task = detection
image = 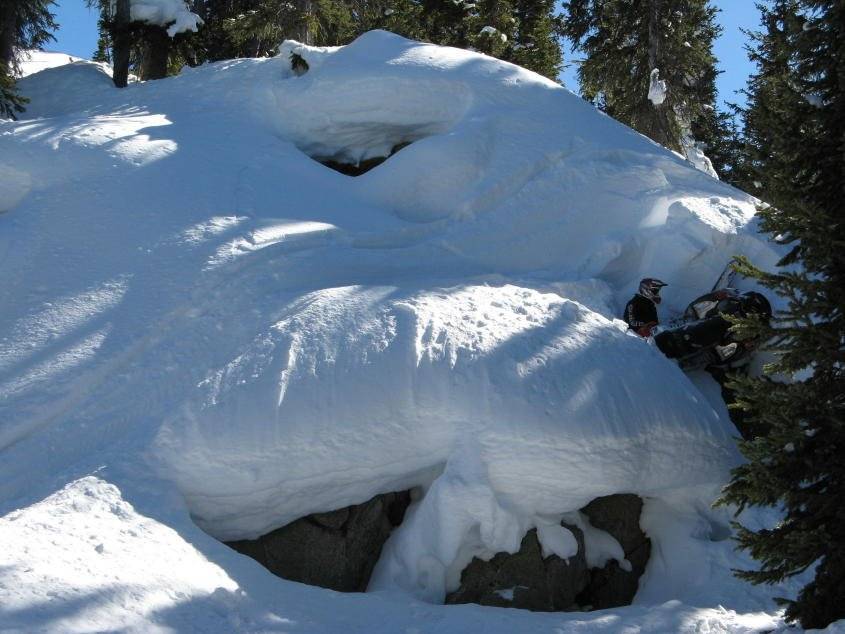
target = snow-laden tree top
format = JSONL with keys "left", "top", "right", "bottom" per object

{"left": 128, "top": 0, "right": 202, "bottom": 36}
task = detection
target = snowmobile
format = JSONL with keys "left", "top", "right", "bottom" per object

{"left": 653, "top": 288, "right": 772, "bottom": 371}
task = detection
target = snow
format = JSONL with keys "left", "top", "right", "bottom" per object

{"left": 130, "top": 0, "right": 202, "bottom": 36}
{"left": 1, "top": 30, "right": 839, "bottom": 632}
{"left": 480, "top": 26, "right": 508, "bottom": 43}
{"left": 648, "top": 68, "right": 668, "bottom": 106}
{"left": 0, "top": 477, "right": 238, "bottom": 632}
{"left": 14, "top": 50, "right": 87, "bottom": 77}
{"left": 682, "top": 137, "right": 719, "bottom": 179}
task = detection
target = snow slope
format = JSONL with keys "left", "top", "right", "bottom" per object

{"left": 1, "top": 32, "right": 836, "bottom": 632}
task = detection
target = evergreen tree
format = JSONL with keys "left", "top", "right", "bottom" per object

{"left": 467, "top": 0, "right": 515, "bottom": 59}
{"left": 510, "top": 0, "right": 562, "bottom": 80}
{"left": 718, "top": 1, "right": 845, "bottom": 629}
{"left": 732, "top": 1, "right": 806, "bottom": 197}
{"left": 198, "top": 0, "right": 562, "bottom": 80}
{"left": 0, "top": 0, "right": 56, "bottom": 119}
{"left": 219, "top": 0, "right": 303, "bottom": 56}
{"left": 695, "top": 106, "right": 745, "bottom": 187}
{"left": 563, "top": 0, "right": 723, "bottom": 162}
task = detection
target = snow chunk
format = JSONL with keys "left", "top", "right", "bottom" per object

{"left": 682, "top": 137, "right": 718, "bottom": 179}
{"left": 564, "top": 510, "right": 630, "bottom": 571}
{"left": 649, "top": 68, "right": 668, "bottom": 106}
{"left": 479, "top": 26, "right": 508, "bottom": 43}
{"left": 130, "top": 0, "right": 202, "bottom": 36}
{"left": 536, "top": 521, "right": 579, "bottom": 559}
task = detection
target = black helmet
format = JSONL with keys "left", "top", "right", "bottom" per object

{"left": 639, "top": 278, "right": 668, "bottom": 304}
{"left": 741, "top": 291, "right": 772, "bottom": 321}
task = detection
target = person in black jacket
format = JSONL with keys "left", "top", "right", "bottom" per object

{"left": 623, "top": 278, "right": 667, "bottom": 337}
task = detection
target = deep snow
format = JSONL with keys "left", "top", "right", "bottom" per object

{"left": 1, "top": 33, "right": 840, "bottom": 632}
{"left": 16, "top": 50, "right": 88, "bottom": 77}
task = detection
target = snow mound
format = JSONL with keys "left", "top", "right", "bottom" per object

{"left": 0, "top": 477, "right": 238, "bottom": 632}
{"left": 15, "top": 49, "right": 87, "bottom": 77}
{"left": 0, "top": 31, "right": 813, "bottom": 632}
{"left": 15, "top": 59, "right": 115, "bottom": 118}
{"left": 156, "top": 284, "right": 736, "bottom": 544}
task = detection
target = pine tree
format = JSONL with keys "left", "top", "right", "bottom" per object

{"left": 467, "top": 0, "right": 515, "bottom": 59}
{"left": 563, "top": 0, "right": 724, "bottom": 163}
{"left": 0, "top": 68, "right": 26, "bottom": 119}
{"left": 219, "top": 0, "right": 302, "bottom": 56}
{"left": 0, "top": 0, "right": 56, "bottom": 119}
{"left": 510, "top": 0, "right": 562, "bottom": 80}
{"left": 695, "top": 107, "right": 745, "bottom": 187}
{"left": 717, "top": 1, "right": 845, "bottom": 629}
{"left": 415, "top": 0, "right": 474, "bottom": 49}
{"left": 732, "top": 1, "right": 806, "bottom": 197}
{"left": 204, "top": 0, "right": 562, "bottom": 80}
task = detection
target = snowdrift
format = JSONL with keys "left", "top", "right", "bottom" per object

{"left": 15, "top": 50, "right": 89, "bottom": 77}
{"left": 0, "top": 31, "right": 823, "bottom": 632}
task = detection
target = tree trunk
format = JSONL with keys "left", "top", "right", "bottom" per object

{"left": 644, "top": 0, "right": 678, "bottom": 150}
{"left": 0, "top": 0, "right": 16, "bottom": 72}
{"left": 647, "top": 0, "right": 661, "bottom": 73}
{"left": 112, "top": 0, "right": 131, "bottom": 88}
{"left": 295, "top": 0, "right": 313, "bottom": 44}
{"left": 139, "top": 26, "right": 170, "bottom": 80}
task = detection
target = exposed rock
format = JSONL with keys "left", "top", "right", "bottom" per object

{"left": 290, "top": 52, "right": 309, "bottom": 76}
{"left": 447, "top": 494, "right": 651, "bottom": 612}
{"left": 579, "top": 494, "right": 651, "bottom": 610}
{"left": 317, "top": 142, "right": 411, "bottom": 176}
{"left": 446, "top": 525, "right": 589, "bottom": 611}
{"left": 227, "top": 491, "right": 411, "bottom": 592}
{"left": 228, "top": 491, "right": 649, "bottom": 609}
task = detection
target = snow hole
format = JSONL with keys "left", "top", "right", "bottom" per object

{"left": 314, "top": 140, "right": 412, "bottom": 176}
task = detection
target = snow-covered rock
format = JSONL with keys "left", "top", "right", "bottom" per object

{"left": 0, "top": 30, "right": 827, "bottom": 632}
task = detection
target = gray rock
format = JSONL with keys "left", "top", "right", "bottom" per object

{"left": 228, "top": 491, "right": 650, "bottom": 611}
{"left": 579, "top": 494, "right": 651, "bottom": 609}
{"left": 446, "top": 525, "right": 589, "bottom": 611}
{"left": 227, "top": 490, "right": 411, "bottom": 592}
{"left": 447, "top": 494, "right": 651, "bottom": 612}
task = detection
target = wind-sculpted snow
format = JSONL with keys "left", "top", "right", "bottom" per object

{"left": 0, "top": 31, "right": 820, "bottom": 633}
{"left": 155, "top": 285, "right": 737, "bottom": 547}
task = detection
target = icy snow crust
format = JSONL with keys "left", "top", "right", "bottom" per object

{"left": 0, "top": 31, "right": 825, "bottom": 632}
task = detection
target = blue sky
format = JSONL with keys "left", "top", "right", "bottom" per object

{"left": 49, "top": 0, "right": 761, "bottom": 108}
